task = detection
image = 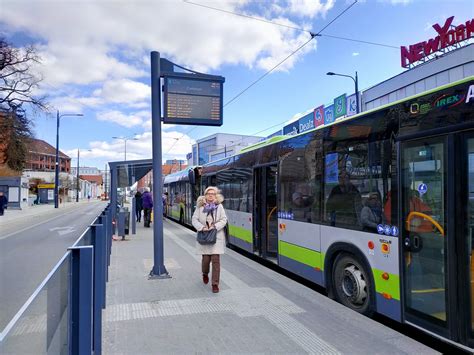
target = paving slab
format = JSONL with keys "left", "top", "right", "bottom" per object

{"left": 103, "top": 218, "right": 439, "bottom": 355}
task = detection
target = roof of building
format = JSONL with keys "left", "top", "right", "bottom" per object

{"left": 80, "top": 175, "right": 103, "bottom": 184}
{"left": 27, "top": 138, "right": 70, "bottom": 159}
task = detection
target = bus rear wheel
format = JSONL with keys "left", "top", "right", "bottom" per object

{"left": 332, "top": 253, "right": 374, "bottom": 316}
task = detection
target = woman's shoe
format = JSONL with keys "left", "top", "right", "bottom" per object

{"left": 202, "top": 274, "right": 209, "bottom": 284}
{"left": 212, "top": 285, "right": 219, "bottom": 293}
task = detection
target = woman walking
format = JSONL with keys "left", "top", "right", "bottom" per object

{"left": 192, "top": 186, "right": 227, "bottom": 293}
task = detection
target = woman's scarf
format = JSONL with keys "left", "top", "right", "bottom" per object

{"left": 203, "top": 202, "right": 218, "bottom": 213}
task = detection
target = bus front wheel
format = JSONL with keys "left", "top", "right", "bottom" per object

{"left": 332, "top": 253, "right": 374, "bottom": 316}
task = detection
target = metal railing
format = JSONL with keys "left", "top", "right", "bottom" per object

{"left": 0, "top": 204, "right": 113, "bottom": 355}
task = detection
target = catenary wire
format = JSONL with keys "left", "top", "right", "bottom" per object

{"left": 182, "top": 0, "right": 310, "bottom": 34}
{"left": 223, "top": 0, "right": 358, "bottom": 107}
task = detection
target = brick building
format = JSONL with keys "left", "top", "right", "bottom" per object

{"left": 25, "top": 138, "right": 71, "bottom": 173}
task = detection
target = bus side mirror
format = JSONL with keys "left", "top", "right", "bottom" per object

{"left": 188, "top": 169, "right": 196, "bottom": 185}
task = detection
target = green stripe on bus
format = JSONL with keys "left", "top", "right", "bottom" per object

{"left": 171, "top": 209, "right": 180, "bottom": 219}
{"left": 278, "top": 241, "right": 322, "bottom": 269}
{"left": 372, "top": 268, "right": 400, "bottom": 301}
{"left": 229, "top": 225, "right": 252, "bottom": 243}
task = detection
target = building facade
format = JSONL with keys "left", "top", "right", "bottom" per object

{"left": 25, "top": 138, "right": 71, "bottom": 173}
{"left": 191, "top": 133, "right": 263, "bottom": 165}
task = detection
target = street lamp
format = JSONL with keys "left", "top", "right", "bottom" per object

{"left": 112, "top": 135, "right": 139, "bottom": 161}
{"left": 326, "top": 71, "right": 359, "bottom": 114}
{"left": 75, "top": 148, "right": 92, "bottom": 202}
{"left": 55, "top": 110, "right": 83, "bottom": 208}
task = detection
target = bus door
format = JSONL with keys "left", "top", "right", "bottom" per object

{"left": 401, "top": 134, "right": 474, "bottom": 348}
{"left": 253, "top": 165, "right": 278, "bottom": 261}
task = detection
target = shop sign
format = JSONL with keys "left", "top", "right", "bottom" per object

{"left": 314, "top": 105, "right": 325, "bottom": 127}
{"left": 324, "top": 104, "right": 335, "bottom": 124}
{"left": 283, "top": 121, "right": 299, "bottom": 136}
{"left": 298, "top": 112, "right": 315, "bottom": 133}
{"left": 401, "top": 16, "right": 474, "bottom": 68}
{"left": 334, "top": 94, "right": 347, "bottom": 119}
{"left": 346, "top": 93, "right": 357, "bottom": 117}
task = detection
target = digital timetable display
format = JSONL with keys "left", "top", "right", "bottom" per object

{"left": 163, "top": 76, "right": 224, "bottom": 126}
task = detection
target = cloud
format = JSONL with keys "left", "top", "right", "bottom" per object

{"left": 94, "top": 79, "right": 150, "bottom": 104}
{"left": 287, "top": 0, "right": 335, "bottom": 18}
{"left": 80, "top": 130, "right": 195, "bottom": 162}
{"left": 97, "top": 110, "right": 147, "bottom": 128}
{"left": 352, "top": 52, "right": 360, "bottom": 56}
{"left": 1, "top": 1, "right": 322, "bottom": 84}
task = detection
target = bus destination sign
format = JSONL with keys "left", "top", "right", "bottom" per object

{"left": 163, "top": 75, "right": 224, "bottom": 126}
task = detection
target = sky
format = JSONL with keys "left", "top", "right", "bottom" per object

{"left": 0, "top": 0, "right": 472, "bottom": 170}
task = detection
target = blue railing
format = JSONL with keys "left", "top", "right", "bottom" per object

{"left": 0, "top": 204, "right": 113, "bottom": 355}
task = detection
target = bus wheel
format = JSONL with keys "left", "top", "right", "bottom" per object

{"left": 332, "top": 253, "right": 373, "bottom": 316}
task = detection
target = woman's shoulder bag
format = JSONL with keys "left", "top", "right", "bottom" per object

{"left": 197, "top": 211, "right": 217, "bottom": 245}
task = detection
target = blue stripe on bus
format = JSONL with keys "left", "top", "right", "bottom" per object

{"left": 279, "top": 255, "right": 324, "bottom": 286}
{"left": 376, "top": 293, "right": 401, "bottom": 322}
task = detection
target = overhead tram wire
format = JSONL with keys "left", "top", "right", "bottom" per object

{"left": 184, "top": 0, "right": 396, "bottom": 50}
{"left": 182, "top": 0, "right": 310, "bottom": 34}
{"left": 223, "top": 0, "right": 358, "bottom": 108}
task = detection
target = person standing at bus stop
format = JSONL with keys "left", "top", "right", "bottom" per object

{"left": 0, "top": 191, "right": 8, "bottom": 216}
{"left": 135, "top": 190, "right": 143, "bottom": 222}
{"left": 142, "top": 187, "right": 153, "bottom": 227}
{"left": 192, "top": 186, "right": 228, "bottom": 293}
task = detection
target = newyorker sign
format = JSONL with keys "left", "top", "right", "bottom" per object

{"left": 401, "top": 16, "right": 474, "bottom": 68}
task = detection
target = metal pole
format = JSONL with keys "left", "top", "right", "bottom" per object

{"left": 355, "top": 71, "right": 360, "bottom": 114}
{"left": 54, "top": 110, "right": 60, "bottom": 208}
{"left": 76, "top": 149, "right": 80, "bottom": 202}
{"left": 150, "top": 51, "right": 169, "bottom": 278}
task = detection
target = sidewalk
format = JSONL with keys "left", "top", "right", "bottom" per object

{"left": 103, "top": 219, "right": 438, "bottom": 354}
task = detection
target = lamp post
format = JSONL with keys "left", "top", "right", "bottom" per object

{"left": 326, "top": 71, "right": 359, "bottom": 114}
{"left": 112, "top": 135, "right": 139, "bottom": 161}
{"left": 55, "top": 110, "right": 83, "bottom": 208}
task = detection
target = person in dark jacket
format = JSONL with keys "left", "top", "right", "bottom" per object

{"left": 135, "top": 191, "right": 143, "bottom": 222}
{"left": 0, "top": 192, "right": 8, "bottom": 216}
{"left": 142, "top": 188, "right": 153, "bottom": 227}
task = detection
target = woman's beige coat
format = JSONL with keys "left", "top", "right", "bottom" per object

{"left": 192, "top": 195, "right": 228, "bottom": 255}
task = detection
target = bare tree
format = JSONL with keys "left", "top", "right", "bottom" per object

{"left": 0, "top": 38, "right": 47, "bottom": 172}
{"left": 0, "top": 38, "right": 47, "bottom": 111}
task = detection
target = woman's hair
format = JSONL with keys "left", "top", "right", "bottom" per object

{"left": 204, "top": 186, "right": 218, "bottom": 195}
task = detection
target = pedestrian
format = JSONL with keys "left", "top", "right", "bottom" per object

{"left": 162, "top": 192, "right": 168, "bottom": 217}
{"left": 87, "top": 194, "right": 91, "bottom": 202}
{"left": 0, "top": 191, "right": 8, "bottom": 216}
{"left": 135, "top": 190, "right": 143, "bottom": 222}
{"left": 192, "top": 186, "right": 228, "bottom": 293}
{"left": 142, "top": 187, "right": 153, "bottom": 228}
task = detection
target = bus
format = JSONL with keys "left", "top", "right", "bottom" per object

{"left": 163, "top": 166, "right": 201, "bottom": 225}
{"left": 169, "top": 77, "right": 474, "bottom": 350}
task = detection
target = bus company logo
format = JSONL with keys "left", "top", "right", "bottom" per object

{"left": 409, "top": 102, "right": 431, "bottom": 116}
{"left": 401, "top": 16, "right": 474, "bottom": 68}
{"left": 434, "top": 93, "right": 466, "bottom": 109}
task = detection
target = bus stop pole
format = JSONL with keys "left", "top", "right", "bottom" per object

{"left": 150, "top": 51, "right": 169, "bottom": 278}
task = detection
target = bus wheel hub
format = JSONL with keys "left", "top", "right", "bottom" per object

{"left": 342, "top": 265, "right": 367, "bottom": 305}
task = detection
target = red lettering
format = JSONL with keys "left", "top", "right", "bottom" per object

{"left": 456, "top": 24, "right": 466, "bottom": 41}
{"left": 432, "top": 16, "right": 454, "bottom": 35}
{"left": 446, "top": 29, "right": 456, "bottom": 46}
{"left": 400, "top": 46, "right": 413, "bottom": 67}
{"left": 423, "top": 36, "right": 440, "bottom": 56}
{"left": 412, "top": 42, "right": 424, "bottom": 61}
{"left": 466, "top": 19, "right": 474, "bottom": 38}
